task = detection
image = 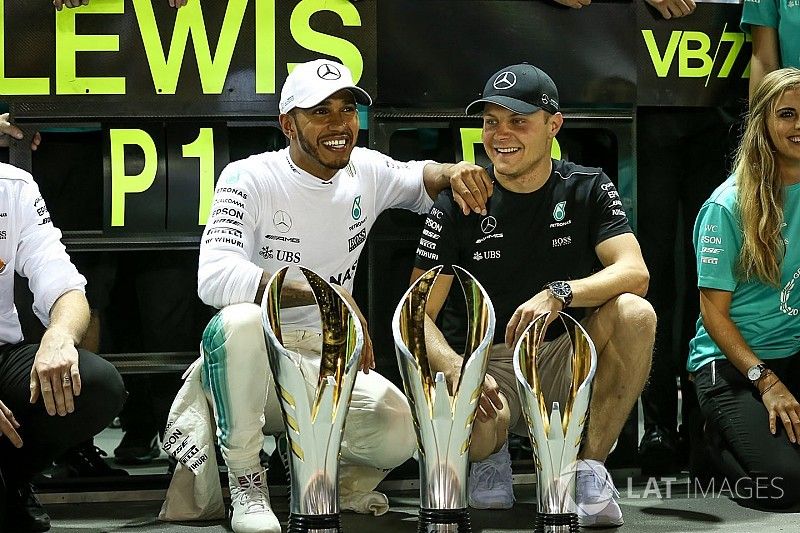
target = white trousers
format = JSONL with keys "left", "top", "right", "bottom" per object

{"left": 200, "top": 303, "right": 416, "bottom": 492}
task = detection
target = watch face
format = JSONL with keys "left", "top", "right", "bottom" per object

{"left": 747, "top": 366, "right": 762, "bottom": 381}
{"left": 551, "top": 281, "right": 570, "bottom": 298}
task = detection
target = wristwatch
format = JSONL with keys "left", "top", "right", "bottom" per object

{"left": 747, "top": 363, "right": 769, "bottom": 385}
{"left": 544, "top": 281, "right": 573, "bottom": 308}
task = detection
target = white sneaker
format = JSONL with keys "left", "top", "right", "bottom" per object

{"left": 228, "top": 466, "right": 281, "bottom": 533}
{"left": 575, "top": 459, "right": 623, "bottom": 528}
{"left": 340, "top": 489, "right": 389, "bottom": 516}
{"left": 467, "top": 441, "right": 514, "bottom": 509}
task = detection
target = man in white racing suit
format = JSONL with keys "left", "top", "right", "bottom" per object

{"left": 193, "top": 59, "right": 493, "bottom": 533}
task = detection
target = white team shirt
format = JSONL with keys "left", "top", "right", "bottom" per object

{"left": 0, "top": 163, "right": 87, "bottom": 346}
{"left": 198, "top": 147, "right": 433, "bottom": 331}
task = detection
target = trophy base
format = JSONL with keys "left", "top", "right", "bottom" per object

{"left": 534, "top": 512, "right": 579, "bottom": 533}
{"left": 418, "top": 507, "right": 472, "bottom": 533}
{"left": 288, "top": 512, "right": 342, "bottom": 533}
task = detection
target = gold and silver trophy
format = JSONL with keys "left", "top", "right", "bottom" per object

{"left": 513, "top": 312, "right": 597, "bottom": 533}
{"left": 261, "top": 266, "right": 364, "bottom": 533}
{"left": 393, "top": 266, "right": 495, "bottom": 533}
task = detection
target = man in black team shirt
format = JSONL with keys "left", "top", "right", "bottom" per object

{"left": 412, "top": 64, "right": 656, "bottom": 528}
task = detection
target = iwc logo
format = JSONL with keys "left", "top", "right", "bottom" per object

{"left": 553, "top": 201, "right": 566, "bottom": 222}
{"left": 352, "top": 195, "right": 362, "bottom": 220}
{"left": 273, "top": 210, "right": 292, "bottom": 233}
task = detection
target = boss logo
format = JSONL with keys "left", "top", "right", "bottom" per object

{"left": 552, "top": 236, "right": 572, "bottom": 248}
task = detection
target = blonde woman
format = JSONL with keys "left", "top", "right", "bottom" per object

{"left": 689, "top": 68, "right": 800, "bottom": 508}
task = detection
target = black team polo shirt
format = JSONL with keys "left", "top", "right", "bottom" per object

{"left": 414, "top": 159, "right": 633, "bottom": 351}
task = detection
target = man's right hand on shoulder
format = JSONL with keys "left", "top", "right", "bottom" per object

{"left": 54, "top": 0, "right": 188, "bottom": 9}
{"left": 0, "top": 113, "right": 41, "bottom": 151}
{"left": 644, "top": 0, "right": 696, "bottom": 19}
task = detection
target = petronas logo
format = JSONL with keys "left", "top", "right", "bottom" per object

{"left": 553, "top": 201, "right": 566, "bottom": 222}
{"left": 352, "top": 195, "right": 362, "bottom": 220}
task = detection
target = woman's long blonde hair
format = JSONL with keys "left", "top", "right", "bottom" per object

{"left": 733, "top": 67, "right": 800, "bottom": 286}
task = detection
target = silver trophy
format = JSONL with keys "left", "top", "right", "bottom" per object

{"left": 393, "top": 266, "right": 495, "bottom": 533}
{"left": 261, "top": 266, "right": 364, "bottom": 533}
{"left": 513, "top": 312, "right": 597, "bottom": 533}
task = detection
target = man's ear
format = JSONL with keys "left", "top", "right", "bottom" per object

{"left": 278, "top": 113, "right": 294, "bottom": 140}
{"left": 549, "top": 112, "right": 564, "bottom": 138}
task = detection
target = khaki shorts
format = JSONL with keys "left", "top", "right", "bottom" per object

{"left": 486, "top": 329, "right": 577, "bottom": 436}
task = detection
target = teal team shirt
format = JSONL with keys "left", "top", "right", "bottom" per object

{"left": 741, "top": 0, "right": 800, "bottom": 68}
{"left": 687, "top": 175, "right": 800, "bottom": 372}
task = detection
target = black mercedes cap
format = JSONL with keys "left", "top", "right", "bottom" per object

{"left": 466, "top": 63, "right": 559, "bottom": 116}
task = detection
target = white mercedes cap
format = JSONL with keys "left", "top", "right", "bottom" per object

{"left": 279, "top": 59, "right": 372, "bottom": 114}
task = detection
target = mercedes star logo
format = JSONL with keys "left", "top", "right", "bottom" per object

{"left": 480, "top": 216, "right": 497, "bottom": 234}
{"left": 317, "top": 63, "right": 341, "bottom": 80}
{"left": 493, "top": 71, "right": 517, "bottom": 90}
{"left": 273, "top": 210, "right": 293, "bottom": 233}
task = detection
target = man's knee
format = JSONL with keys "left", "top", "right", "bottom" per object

{"left": 75, "top": 350, "right": 126, "bottom": 425}
{"left": 201, "top": 303, "right": 264, "bottom": 366}
{"left": 348, "top": 387, "right": 416, "bottom": 469}
{"left": 609, "top": 293, "right": 657, "bottom": 336}
{"left": 596, "top": 294, "right": 657, "bottom": 363}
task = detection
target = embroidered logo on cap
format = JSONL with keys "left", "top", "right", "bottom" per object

{"left": 317, "top": 63, "right": 341, "bottom": 80}
{"left": 493, "top": 71, "right": 516, "bottom": 90}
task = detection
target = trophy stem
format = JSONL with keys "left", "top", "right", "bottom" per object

{"left": 288, "top": 512, "right": 342, "bottom": 533}
{"left": 418, "top": 508, "right": 472, "bottom": 533}
{"left": 533, "top": 512, "right": 579, "bottom": 533}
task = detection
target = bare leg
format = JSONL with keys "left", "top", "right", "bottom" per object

{"left": 580, "top": 294, "right": 656, "bottom": 462}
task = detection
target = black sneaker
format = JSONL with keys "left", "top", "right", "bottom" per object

{"left": 638, "top": 425, "right": 678, "bottom": 477}
{"left": 4, "top": 483, "right": 50, "bottom": 532}
{"left": 60, "top": 443, "right": 129, "bottom": 477}
{"left": 114, "top": 433, "right": 160, "bottom": 466}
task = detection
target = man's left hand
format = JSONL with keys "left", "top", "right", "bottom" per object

{"left": 505, "top": 290, "right": 563, "bottom": 348}
{"left": 30, "top": 328, "right": 82, "bottom": 417}
{"left": 447, "top": 162, "right": 493, "bottom": 216}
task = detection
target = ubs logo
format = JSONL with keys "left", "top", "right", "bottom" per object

{"left": 273, "top": 210, "right": 292, "bottom": 233}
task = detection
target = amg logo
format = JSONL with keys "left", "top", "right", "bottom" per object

{"left": 348, "top": 229, "right": 367, "bottom": 252}
{"left": 265, "top": 234, "right": 300, "bottom": 243}
{"left": 552, "top": 236, "right": 572, "bottom": 248}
